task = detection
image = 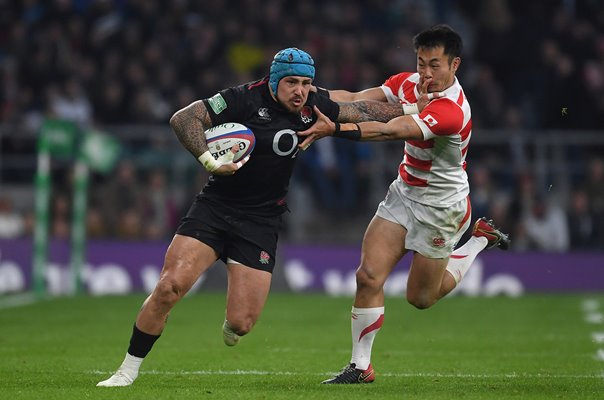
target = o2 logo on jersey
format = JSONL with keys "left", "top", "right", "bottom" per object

{"left": 422, "top": 114, "right": 438, "bottom": 127}
{"left": 273, "top": 129, "right": 299, "bottom": 158}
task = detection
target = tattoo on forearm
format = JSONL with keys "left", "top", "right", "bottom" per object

{"left": 170, "top": 100, "right": 212, "bottom": 157}
{"left": 337, "top": 101, "right": 402, "bottom": 123}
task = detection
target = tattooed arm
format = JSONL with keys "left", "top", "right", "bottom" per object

{"left": 336, "top": 100, "right": 402, "bottom": 123}
{"left": 169, "top": 100, "right": 212, "bottom": 158}
{"left": 331, "top": 78, "right": 442, "bottom": 122}
{"left": 169, "top": 100, "right": 248, "bottom": 174}
{"left": 298, "top": 105, "right": 423, "bottom": 150}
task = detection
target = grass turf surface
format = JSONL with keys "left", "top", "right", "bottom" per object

{"left": 1, "top": 293, "right": 603, "bottom": 399}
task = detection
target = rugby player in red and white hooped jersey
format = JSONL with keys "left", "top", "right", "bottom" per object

{"left": 299, "top": 24, "right": 510, "bottom": 384}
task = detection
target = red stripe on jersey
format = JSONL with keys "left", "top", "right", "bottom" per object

{"left": 383, "top": 72, "right": 414, "bottom": 94}
{"left": 460, "top": 119, "right": 472, "bottom": 142}
{"left": 407, "top": 139, "right": 434, "bottom": 149}
{"left": 248, "top": 78, "right": 268, "bottom": 90}
{"left": 399, "top": 164, "right": 428, "bottom": 187}
{"left": 358, "top": 314, "right": 384, "bottom": 342}
{"left": 404, "top": 150, "right": 432, "bottom": 171}
{"left": 402, "top": 80, "right": 417, "bottom": 103}
{"left": 457, "top": 90, "right": 464, "bottom": 106}
{"left": 457, "top": 196, "right": 472, "bottom": 231}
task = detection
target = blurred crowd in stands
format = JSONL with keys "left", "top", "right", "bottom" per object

{"left": 1, "top": 0, "right": 603, "bottom": 251}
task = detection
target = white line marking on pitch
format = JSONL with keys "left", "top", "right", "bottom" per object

{"left": 592, "top": 332, "right": 604, "bottom": 344}
{"left": 582, "top": 299, "right": 600, "bottom": 312}
{"left": 0, "top": 293, "right": 38, "bottom": 309}
{"left": 586, "top": 313, "right": 604, "bottom": 324}
{"left": 89, "top": 369, "right": 604, "bottom": 379}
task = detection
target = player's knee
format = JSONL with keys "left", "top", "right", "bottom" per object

{"left": 406, "top": 291, "right": 436, "bottom": 310}
{"left": 356, "top": 266, "right": 382, "bottom": 291}
{"left": 153, "top": 278, "right": 185, "bottom": 307}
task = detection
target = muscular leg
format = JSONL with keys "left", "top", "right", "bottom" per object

{"left": 224, "top": 263, "right": 272, "bottom": 336}
{"left": 406, "top": 253, "right": 450, "bottom": 309}
{"left": 354, "top": 215, "right": 408, "bottom": 308}
{"left": 137, "top": 234, "right": 219, "bottom": 335}
{"left": 97, "top": 234, "right": 218, "bottom": 387}
{"left": 343, "top": 216, "right": 407, "bottom": 373}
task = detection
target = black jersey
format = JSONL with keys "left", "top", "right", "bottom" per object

{"left": 200, "top": 77, "right": 339, "bottom": 216}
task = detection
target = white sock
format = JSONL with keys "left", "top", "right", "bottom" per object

{"left": 118, "top": 353, "right": 144, "bottom": 379}
{"left": 445, "top": 236, "right": 488, "bottom": 284}
{"left": 350, "top": 306, "right": 384, "bottom": 370}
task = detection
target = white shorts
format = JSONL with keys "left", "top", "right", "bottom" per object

{"left": 375, "top": 181, "right": 471, "bottom": 258}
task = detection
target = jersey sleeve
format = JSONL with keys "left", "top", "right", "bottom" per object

{"left": 202, "top": 85, "right": 248, "bottom": 126}
{"left": 410, "top": 99, "right": 464, "bottom": 140}
{"left": 314, "top": 92, "right": 340, "bottom": 122}
{"left": 380, "top": 72, "right": 414, "bottom": 103}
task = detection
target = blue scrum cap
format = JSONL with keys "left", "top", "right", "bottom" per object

{"left": 269, "top": 47, "right": 315, "bottom": 95}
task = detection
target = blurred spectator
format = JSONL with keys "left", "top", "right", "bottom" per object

{"left": 116, "top": 208, "right": 143, "bottom": 240}
{"left": 567, "top": 189, "right": 600, "bottom": 250}
{"left": 582, "top": 157, "right": 604, "bottom": 247}
{"left": 93, "top": 80, "right": 129, "bottom": 124}
{"left": 86, "top": 206, "right": 107, "bottom": 239}
{"left": 0, "top": 196, "right": 25, "bottom": 238}
{"left": 522, "top": 195, "right": 570, "bottom": 252}
{"left": 142, "top": 169, "right": 178, "bottom": 240}
{"left": 583, "top": 157, "right": 604, "bottom": 218}
{"left": 50, "top": 193, "right": 71, "bottom": 240}
{"left": 97, "top": 160, "right": 144, "bottom": 237}
{"left": 48, "top": 77, "right": 93, "bottom": 128}
{"left": 469, "top": 163, "right": 495, "bottom": 221}
{"left": 293, "top": 138, "right": 339, "bottom": 214}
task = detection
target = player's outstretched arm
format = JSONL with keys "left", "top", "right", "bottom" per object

{"left": 170, "top": 101, "right": 248, "bottom": 175}
{"left": 336, "top": 89, "right": 444, "bottom": 124}
{"left": 336, "top": 100, "right": 402, "bottom": 123}
{"left": 298, "top": 106, "right": 423, "bottom": 149}
{"left": 328, "top": 87, "right": 387, "bottom": 103}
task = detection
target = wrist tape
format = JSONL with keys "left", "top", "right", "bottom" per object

{"left": 402, "top": 103, "right": 419, "bottom": 115}
{"left": 333, "top": 122, "right": 361, "bottom": 140}
{"left": 197, "top": 151, "right": 220, "bottom": 172}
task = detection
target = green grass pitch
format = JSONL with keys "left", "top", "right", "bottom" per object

{"left": 1, "top": 292, "right": 603, "bottom": 399}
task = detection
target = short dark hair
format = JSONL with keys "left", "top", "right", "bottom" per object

{"left": 413, "top": 24, "right": 463, "bottom": 63}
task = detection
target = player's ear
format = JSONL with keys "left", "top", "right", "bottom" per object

{"left": 451, "top": 57, "right": 461, "bottom": 74}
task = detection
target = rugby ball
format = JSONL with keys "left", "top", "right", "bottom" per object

{"left": 204, "top": 123, "right": 255, "bottom": 163}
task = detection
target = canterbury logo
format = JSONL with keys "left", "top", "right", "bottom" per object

{"left": 432, "top": 237, "right": 446, "bottom": 247}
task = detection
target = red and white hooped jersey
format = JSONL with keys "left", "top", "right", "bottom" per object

{"left": 381, "top": 72, "right": 471, "bottom": 207}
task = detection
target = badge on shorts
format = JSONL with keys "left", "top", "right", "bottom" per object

{"left": 208, "top": 93, "right": 227, "bottom": 114}
{"left": 432, "top": 237, "right": 446, "bottom": 247}
{"left": 259, "top": 251, "right": 270, "bottom": 264}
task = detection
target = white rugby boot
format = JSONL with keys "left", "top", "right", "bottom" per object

{"left": 96, "top": 369, "right": 137, "bottom": 387}
{"left": 222, "top": 320, "right": 241, "bottom": 346}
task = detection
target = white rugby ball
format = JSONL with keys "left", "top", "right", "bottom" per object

{"left": 204, "top": 122, "right": 255, "bottom": 163}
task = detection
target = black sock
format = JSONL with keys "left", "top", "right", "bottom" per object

{"left": 127, "top": 324, "right": 161, "bottom": 358}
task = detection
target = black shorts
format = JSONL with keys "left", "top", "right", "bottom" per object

{"left": 175, "top": 197, "right": 282, "bottom": 273}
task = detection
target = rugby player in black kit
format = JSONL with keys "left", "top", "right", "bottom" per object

{"left": 97, "top": 48, "right": 407, "bottom": 387}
